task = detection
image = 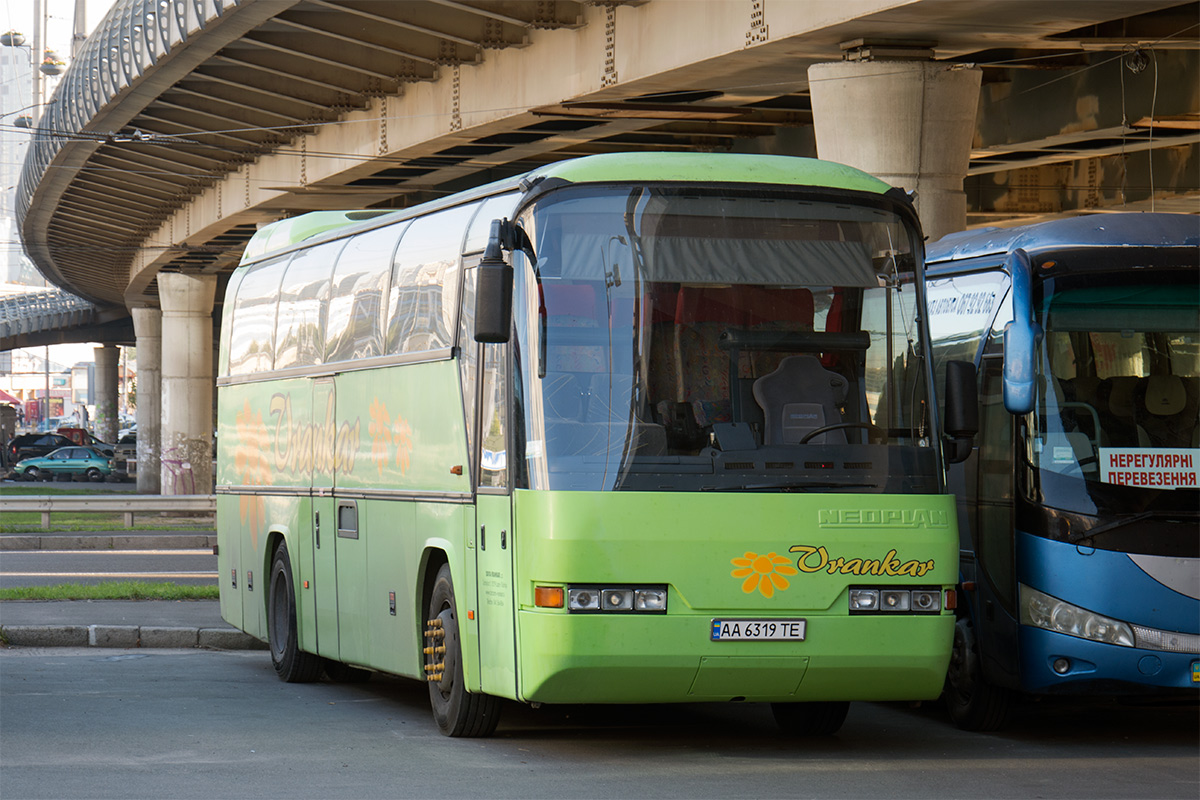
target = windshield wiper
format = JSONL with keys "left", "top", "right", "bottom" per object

{"left": 1067, "top": 510, "right": 1200, "bottom": 544}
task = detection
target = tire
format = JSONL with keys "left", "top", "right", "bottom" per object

{"left": 944, "top": 616, "right": 1014, "bottom": 731}
{"left": 771, "top": 701, "right": 850, "bottom": 736}
{"left": 25, "top": 467, "right": 42, "bottom": 481}
{"left": 267, "top": 542, "right": 322, "bottom": 683}
{"left": 85, "top": 467, "right": 103, "bottom": 482}
{"left": 323, "top": 658, "right": 372, "bottom": 683}
{"left": 425, "top": 563, "right": 501, "bottom": 737}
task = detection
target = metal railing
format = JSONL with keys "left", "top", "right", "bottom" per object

{"left": 0, "top": 289, "right": 96, "bottom": 340}
{"left": 2, "top": 494, "right": 214, "bottom": 529}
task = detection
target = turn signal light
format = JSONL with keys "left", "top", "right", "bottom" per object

{"left": 534, "top": 586, "right": 564, "bottom": 608}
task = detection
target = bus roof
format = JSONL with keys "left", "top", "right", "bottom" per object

{"left": 239, "top": 152, "right": 895, "bottom": 266}
{"left": 926, "top": 212, "right": 1199, "bottom": 271}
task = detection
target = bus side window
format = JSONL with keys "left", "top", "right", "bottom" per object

{"left": 228, "top": 255, "right": 289, "bottom": 376}
{"left": 325, "top": 223, "right": 406, "bottom": 364}
{"left": 218, "top": 268, "right": 246, "bottom": 376}
{"left": 926, "top": 270, "right": 1009, "bottom": 389}
{"left": 478, "top": 343, "right": 508, "bottom": 489}
{"left": 386, "top": 205, "right": 476, "bottom": 355}
{"left": 459, "top": 264, "right": 480, "bottom": 471}
{"left": 274, "top": 240, "right": 341, "bottom": 371}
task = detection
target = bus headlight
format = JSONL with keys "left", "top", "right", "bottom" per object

{"left": 568, "top": 588, "right": 600, "bottom": 611}
{"left": 1019, "top": 584, "right": 1134, "bottom": 647}
{"left": 565, "top": 585, "right": 667, "bottom": 613}
{"left": 635, "top": 588, "right": 668, "bottom": 611}
{"left": 849, "top": 587, "right": 941, "bottom": 614}
{"left": 849, "top": 589, "right": 879, "bottom": 611}
{"left": 601, "top": 589, "right": 634, "bottom": 611}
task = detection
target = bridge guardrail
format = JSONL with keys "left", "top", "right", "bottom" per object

{"left": 3, "top": 495, "right": 215, "bottom": 529}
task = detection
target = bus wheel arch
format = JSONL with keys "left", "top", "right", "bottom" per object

{"left": 424, "top": 561, "right": 501, "bottom": 737}
{"left": 267, "top": 536, "right": 322, "bottom": 683}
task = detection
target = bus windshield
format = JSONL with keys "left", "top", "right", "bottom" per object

{"left": 508, "top": 185, "right": 938, "bottom": 493}
{"left": 1028, "top": 269, "right": 1200, "bottom": 524}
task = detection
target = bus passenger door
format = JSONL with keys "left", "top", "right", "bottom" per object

{"left": 311, "top": 378, "right": 340, "bottom": 661}
{"left": 474, "top": 341, "right": 518, "bottom": 698}
{"left": 972, "top": 357, "right": 1019, "bottom": 687}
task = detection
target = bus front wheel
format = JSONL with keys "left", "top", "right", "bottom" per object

{"left": 944, "top": 616, "right": 1013, "bottom": 731}
{"left": 267, "top": 542, "right": 322, "bottom": 683}
{"left": 425, "top": 563, "right": 501, "bottom": 737}
{"left": 771, "top": 701, "right": 850, "bottom": 736}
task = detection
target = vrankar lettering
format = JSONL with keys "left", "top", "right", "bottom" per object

{"left": 789, "top": 545, "right": 935, "bottom": 577}
{"left": 269, "top": 392, "right": 360, "bottom": 476}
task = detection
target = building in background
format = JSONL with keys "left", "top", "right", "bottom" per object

{"left": 0, "top": 37, "right": 43, "bottom": 286}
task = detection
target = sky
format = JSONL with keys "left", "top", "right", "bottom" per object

{"left": 1, "top": 0, "right": 115, "bottom": 57}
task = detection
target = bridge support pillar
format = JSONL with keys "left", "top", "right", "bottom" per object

{"left": 93, "top": 345, "right": 120, "bottom": 444}
{"left": 158, "top": 273, "right": 216, "bottom": 496}
{"left": 131, "top": 306, "right": 162, "bottom": 494}
{"left": 808, "top": 59, "right": 981, "bottom": 242}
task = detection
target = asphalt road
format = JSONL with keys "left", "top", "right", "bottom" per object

{"left": 1, "top": 648, "right": 1196, "bottom": 800}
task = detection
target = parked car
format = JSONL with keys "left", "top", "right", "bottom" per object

{"left": 111, "top": 432, "right": 137, "bottom": 481}
{"left": 57, "top": 427, "right": 113, "bottom": 453}
{"left": 4, "top": 432, "right": 75, "bottom": 467}
{"left": 12, "top": 446, "right": 114, "bottom": 482}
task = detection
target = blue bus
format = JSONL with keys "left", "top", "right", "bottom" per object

{"left": 925, "top": 213, "right": 1199, "bottom": 730}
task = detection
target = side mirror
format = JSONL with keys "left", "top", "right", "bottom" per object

{"left": 1002, "top": 248, "right": 1042, "bottom": 414}
{"left": 474, "top": 220, "right": 514, "bottom": 343}
{"left": 943, "top": 360, "right": 978, "bottom": 464}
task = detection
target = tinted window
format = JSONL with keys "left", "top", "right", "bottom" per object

{"left": 326, "top": 223, "right": 407, "bottom": 363}
{"left": 927, "top": 269, "right": 1009, "bottom": 386}
{"left": 385, "top": 205, "right": 476, "bottom": 354}
{"left": 228, "top": 255, "right": 289, "bottom": 376}
{"left": 274, "top": 241, "right": 341, "bottom": 370}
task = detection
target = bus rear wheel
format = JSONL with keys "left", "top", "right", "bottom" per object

{"left": 944, "top": 617, "right": 1013, "bottom": 731}
{"left": 425, "top": 563, "right": 501, "bottom": 737}
{"left": 771, "top": 701, "right": 850, "bottom": 736}
{"left": 267, "top": 542, "right": 322, "bottom": 683}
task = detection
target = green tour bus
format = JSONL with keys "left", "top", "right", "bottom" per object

{"left": 216, "top": 152, "right": 976, "bottom": 737}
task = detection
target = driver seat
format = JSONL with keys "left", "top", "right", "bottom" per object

{"left": 753, "top": 355, "right": 849, "bottom": 445}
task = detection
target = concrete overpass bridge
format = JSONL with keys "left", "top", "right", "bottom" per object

{"left": 10, "top": 0, "right": 1199, "bottom": 493}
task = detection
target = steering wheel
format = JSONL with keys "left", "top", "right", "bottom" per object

{"left": 798, "top": 422, "right": 884, "bottom": 445}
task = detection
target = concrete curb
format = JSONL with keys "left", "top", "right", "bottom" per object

{"left": 0, "top": 624, "right": 266, "bottom": 650}
{"left": 0, "top": 533, "right": 218, "bottom": 551}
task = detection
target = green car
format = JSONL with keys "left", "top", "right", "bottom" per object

{"left": 13, "top": 446, "right": 113, "bottom": 482}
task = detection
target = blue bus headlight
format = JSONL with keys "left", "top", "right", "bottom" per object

{"left": 1019, "top": 584, "right": 1134, "bottom": 647}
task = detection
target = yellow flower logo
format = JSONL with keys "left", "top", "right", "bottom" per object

{"left": 731, "top": 551, "right": 798, "bottom": 598}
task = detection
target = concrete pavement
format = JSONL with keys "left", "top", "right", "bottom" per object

{"left": 0, "top": 519, "right": 260, "bottom": 650}
{"left": 0, "top": 599, "right": 265, "bottom": 650}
